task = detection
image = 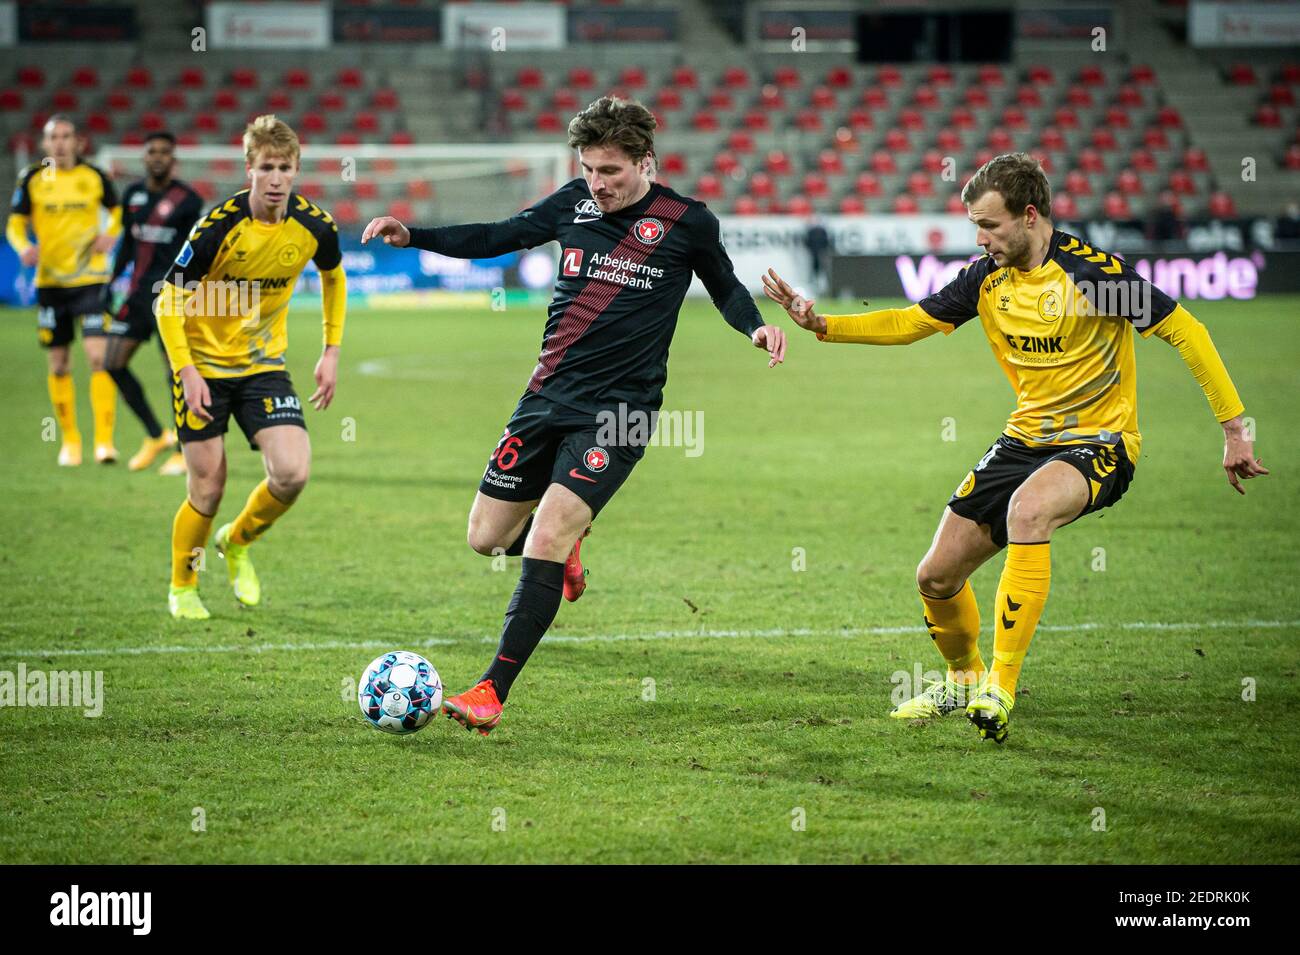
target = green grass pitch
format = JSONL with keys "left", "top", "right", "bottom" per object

{"left": 1, "top": 294, "right": 1297, "bottom": 864}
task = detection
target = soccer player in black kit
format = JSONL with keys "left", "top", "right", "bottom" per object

{"left": 362, "top": 97, "right": 787, "bottom": 734}
{"left": 104, "top": 131, "right": 205, "bottom": 473}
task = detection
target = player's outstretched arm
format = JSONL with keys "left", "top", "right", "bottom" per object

{"left": 1147, "top": 305, "right": 1269, "bottom": 494}
{"left": 360, "top": 215, "right": 410, "bottom": 248}
{"left": 762, "top": 268, "right": 952, "bottom": 345}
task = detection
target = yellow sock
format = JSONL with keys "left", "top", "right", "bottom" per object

{"left": 229, "top": 479, "right": 293, "bottom": 546}
{"left": 920, "top": 580, "right": 985, "bottom": 684}
{"left": 172, "top": 499, "right": 214, "bottom": 589}
{"left": 90, "top": 369, "right": 117, "bottom": 447}
{"left": 991, "top": 541, "right": 1051, "bottom": 696}
{"left": 47, "top": 373, "right": 80, "bottom": 443}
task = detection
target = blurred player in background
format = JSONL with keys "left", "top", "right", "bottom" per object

{"left": 363, "top": 96, "right": 786, "bottom": 734}
{"left": 6, "top": 115, "right": 122, "bottom": 466}
{"left": 105, "top": 131, "right": 205, "bottom": 474}
{"left": 765, "top": 152, "right": 1268, "bottom": 744}
{"left": 158, "top": 115, "right": 347, "bottom": 620}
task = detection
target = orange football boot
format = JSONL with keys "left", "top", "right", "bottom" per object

{"left": 442, "top": 678, "right": 503, "bottom": 735}
{"left": 563, "top": 525, "right": 591, "bottom": 602}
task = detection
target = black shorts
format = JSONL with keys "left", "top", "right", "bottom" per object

{"left": 36, "top": 285, "right": 109, "bottom": 347}
{"left": 479, "top": 392, "right": 645, "bottom": 518}
{"left": 175, "top": 370, "right": 306, "bottom": 451}
{"left": 947, "top": 435, "right": 1135, "bottom": 548}
{"left": 107, "top": 291, "right": 157, "bottom": 342}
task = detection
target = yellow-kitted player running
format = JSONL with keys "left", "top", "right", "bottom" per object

{"left": 6, "top": 115, "right": 122, "bottom": 465}
{"left": 156, "top": 115, "right": 347, "bottom": 620}
{"left": 765, "top": 152, "right": 1268, "bottom": 744}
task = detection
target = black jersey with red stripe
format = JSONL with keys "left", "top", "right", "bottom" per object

{"left": 111, "top": 179, "right": 205, "bottom": 302}
{"left": 408, "top": 178, "right": 762, "bottom": 414}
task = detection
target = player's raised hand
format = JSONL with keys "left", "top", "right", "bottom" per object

{"left": 761, "top": 268, "right": 826, "bottom": 335}
{"left": 752, "top": 325, "right": 786, "bottom": 368}
{"left": 310, "top": 345, "right": 339, "bottom": 411}
{"left": 1222, "top": 419, "right": 1269, "bottom": 494}
{"left": 178, "top": 365, "right": 213, "bottom": 423}
{"left": 360, "top": 216, "right": 411, "bottom": 248}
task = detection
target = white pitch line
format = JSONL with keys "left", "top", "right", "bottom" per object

{"left": 1, "top": 618, "right": 1297, "bottom": 660}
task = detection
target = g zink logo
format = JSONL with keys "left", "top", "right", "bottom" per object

{"left": 574, "top": 198, "right": 602, "bottom": 222}
{"left": 584, "top": 447, "right": 609, "bottom": 472}
{"left": 562, "top": 248, "right": 583, "bottom": 277}
{"left": 50, "top": 885, "right": 151, "bottom": 935}
{"left": 634, "top": 217, "right": 664, "bottom": 245}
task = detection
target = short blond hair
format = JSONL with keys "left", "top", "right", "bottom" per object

{"left": 243, "top": 114, "right": 300, "bottom": 167}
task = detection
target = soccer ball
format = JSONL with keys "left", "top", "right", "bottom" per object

{"left": 357, "top": 651, "right": 443, "bottom": 734}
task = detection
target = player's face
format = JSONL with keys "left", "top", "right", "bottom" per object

{"left": 144, "top": 138, "right": 176, "bottom": 181}
{"left": 246, "top": 150, "right": 298, "bottom": 210}
{"left": 967, "top": 190, "right": 1035, "bottom": 269}
{"left": 42, "top": 120, "right": 77, "bottom": 168}
{"left": 579, "top": 145, "right": 650, "bottom": 214}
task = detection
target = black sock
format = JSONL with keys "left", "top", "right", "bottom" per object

{"left": 503, "top": 514, "right": 534, "bottom": 557}
{"left": 482, "top": 557, "right": 564, "bottom": 702}
{"left": 107, "top": 365, "right": 162, "bottom": 438}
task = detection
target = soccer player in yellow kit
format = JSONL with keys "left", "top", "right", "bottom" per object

{"left": 6, "top": 115, "right": 122, "bottom": 465}
{"left": 157, "top": 115, "right": 347, "bottom": 620}
{"left": 764, "top": 153, "right": 1268, "bottom": 743}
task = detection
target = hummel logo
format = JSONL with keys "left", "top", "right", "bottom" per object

{"left": 1006, "top": 597, "right": 1022, "bottom": 612}
{"left": 923, "top": 615, "right": 938, "bottom": 638}
{"left": 1001, "top": 613, "right": 1016, "bottom": 629}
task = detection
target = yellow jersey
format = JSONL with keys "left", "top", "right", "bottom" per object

{"left": 157, "top": 189, "right": 344, "bottom": 379}
{"left": 7, "top": 159, "right": 121, "bottom": 288}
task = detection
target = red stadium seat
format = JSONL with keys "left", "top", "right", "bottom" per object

{"left": 921, "top": 149, "right": 945, "bottom": 174}
{"left": 898, "top": 108, "right": 925, "bottom": 131}
{"left": 694, "top": 174, "right": 724, "bottom": 200}
{"left": 946, "top": 194, "right": 967, "bottom": 214}
{"left": 501, "top": 89, "right": 528, "bottom": 112}
{"left": 1066, "top": 86, "right": 1093, "bottom": 107}
{"left": 535, "top": 112, "right": 564, "bottom": 133}
{"left": 86, "top": 112, "right": 112, "bottom": 134}
{"left": 847, "top": 108, "right": 874, "bottom": 130}
{"left": 1102, "top": 192, "right": 1131, "bottom": 218}
{"left": 927, "top": 65, "right": 954, "bottom": 86}
{"left": 773, "top": 66, "right": 800, "bottom": 89}
{"left": 1090, "top": 128, "right": 1118, "bottom": 151}
{"left": 893, "top": 194, "right": 920, "bottom": 214}
{"left": 908, "top": 172, "right": 934, "bottom": 197}
{"left": 1079, "top": 65, "right": 1105, "bottom": 86}
{"left": 1117, "top": 84, "right": 1144, "bottom": 107}
{"left": 1143, "top": 127, "right": 1170, "bottom": 150}
{"left": 1254, "top": 105, "right": 1282, "bottom": 128}
{"left": 299, "top": 111, "right": 328, "bottom": 133}
{"left": 284, "top": 69, "right": 311, "bottom": 90}
{"left": 618, "top": 66, "right": 646, "bottom": 88}
{"left": 1039, "top": 127, "right": 1066, "bottom": 151}
{"left": 17, "top": 67, "right": 45, "bottom": 89}
{"left": 913, "top": 85, "right": 939, "bottom": 110}
{"left": 107, "top": 90, "right": 134, "bottom": 111}
{"left": 1027, "top": 65, "right": 1054, "bottom": 85}
{"left": 786, "top": 195, "right": 814, "bottom": 216}
{"left": 213, "top": 89, "right": 240, "bottom": 111}
{"left": 1001, "top": 107, "right": 1028, "bottom": 130}
{"left": 706, "top": 89, "right": 735, "bottom": 110}
{"left": 332, "top": 200, "right": 360, "bottom": 225}
{"left": 298, "top": 180, "right": 325, "bottom": 201}
{"left": 988, "top": 128, "right": 1015, "bottom": 151}
{"left": 1105, "top": 107, "right": 1131, "bottom": 128}
{"left": 810, "top": 85, "right": 837, "bottom": 110}
{"left": 726, "top": 130, "right": 755, "bottom": 153}
{"left": 1130, "top": 64, "right": 1156, "bottom": 85}
{"left": 190, "top": 180, "right": 214, "bottom": 200}
{"left": 862, "top": 88, "right": 889, "bottom": 109}
{"left": 125, "top": 67, "right": 153, "bottom": 89}
{"left": 759, "top": 84, "right": 785, "bottom": 109}
{"left": 801, "top": 174, "right": 828, "bottom": 198}
{"left": 691, "top": 111, "right": 720, "bottom": 132}
{"left": 1282, "top": 63, "right": 1300, "bottom": 84}
{"left": 568, "top": 67, "right": 596, "bottom": 90}
{"left": 52, "top": 90, "right": 78, "bottom": 111}
{"left": 1208, "top": 192, "right": 1236, "bottom": 217}
{"left": 723, "top": 66, "right": 750, "bottom": 88}
{"left": 826, "top": 66, "right": 853, "bottom": 89}
{"left": 230, "top": 68, "right": 258, "bottom": 90}
{"left": 353, "top": 111, "right": 378, "bottom": 134}
{"left": 552, "top": 88, "right": 580, "bottom": 111}
{"left": 884, "top": 128, "right": 910, "bottom": 152}
{"left": 977, "top": 65, "right": 1006, "bottom": 87}
{"left": 1269, "top": 84, "right": 1295, "bottom": 106}
{"left": 354, "top": 181, "right": 379, "bottom": 200}
{"left": 372, "top": 88, "right": 399, "bottom": 110}
{"left": 949, "top": 107, "right": 976, "bottom": 129}
{"left": 389, "top": 130, "right": 414, "bottom": 145}
{"left": 855, "top": 172, "right": 883, "bottom": 197}
{"left": 1116, "top": 169, "right": 1143, "bottom": 195}
{"left": 265, "top": 91, "right": 293, "bottom": 112}
{"left": 839, "top": 196, "right": 867, "bottom": 214}
{"left": 319, "top": 90, "right": 347, "bottom": 111}
{"left": 818, "top": 150, "right": 844, "bottom": 174}
{"left": 0, "top": 89, "right": 21, "bottom": 111}
{"left": 1168, "top": 169, "right": 1196, "bottom": 195}
{"left": 795, "top": 109, "right": 823, "bottom": 132}
{"left": 1228, "top": 64, "right": 1257, "bottom": 86}
{"left": 1178, "top": 149, "right": 1206, "bottom": 174}
{"left": 1157, "top": 106, "right": 1183, "bottom": 128}
{"left": 406, "top": 179, "right": 433, "bottom": 200}
{"left": 1130, "top": 149, "right": 1157, "bottom": 173}
{"left": 1053, "top": 106, "right": 1080, "bottom": 129}
{"left": 670, "top": 66, "right": 698, "bottom": 88}
{"left": 749, "top": 172, "right": 776, "bottom": 198}
{"left": 192, "top": 112, "right": 220, "bottom": 133}
{"left": 179, "top": 67, "right": 205, "bottom": 89}
{"left": 765, "top": 150, "right": 793, "bottom": 175}
{"left": 937, "top": 129, "right": 964, "bottom": 152}
{"left": 119, "top": 131, "right": 145, "bottom": 146}
{"left": 389, "top": 200, "right": 414, "bottom": 222}
{"left": 138, "top": 111, "right": 165, "bottom": 133}
{"left": 870, "top": 150, "right": 897, "bottom": 174}
{"left": 1077, "top": 148, "right": 1104, "bottom": 173}
{"left": 1016, "top": 85, "right": 1043, "bottom": 108}
{"left": 964, "top": 86, "right": 991, "bottom": 108}
{"left": 734, "top": 195, "right": 760, "bottom": 215}
{"left": 1285, "top": 145, "right": 1300, "bottom": 170}
{"left": 876, "top": 66, "right": 903, "bottom": 87}
{"left": 742, "top": 110, "right": 770, "bottom": 131}
{"left": 514, "top": 67, "right": 544, "bottom": 90}
{"left": 660, "top": 152, "right": 686, "bottom": 176}
{"left": 713, "top": 151, "right": 741, "bottom": 176}
{"left": 1052, "top": 194, "right": 1078, "bottom": 218}
{"left": 334, "top": 131, "right": 360, "bottom": 146}
{"left": 71, "top": 67, "right": 99, "bottom": 89}
{"left": 655, "top": 87, "right": 683, "bottom": 111}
